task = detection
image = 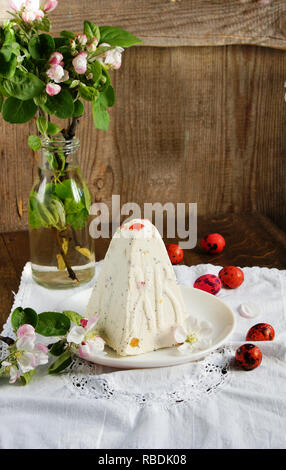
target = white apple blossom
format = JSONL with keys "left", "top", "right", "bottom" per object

{"left": 174, "top": 316, "right": 213, "bottom": 353}
{"left": 67, "top": 316, "right": 105, "bottom": 361}
{"left": 47, "top": 64, "right": 65, "bottom": 82}
{"left": 9, "top": 0, "right": 25, "bottom": 11}
{"left": 57, "top": 69, "right": 69, "bottom": 83}
{"left": 1, "top": 324, "right": 49, "bottom": 384}
{"left": 97, "top": 43, "right": 124, "bottom": 70}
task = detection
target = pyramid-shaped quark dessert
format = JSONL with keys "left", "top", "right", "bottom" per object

{"left": 85, "top": 219, "right": 187, "bottom": 356}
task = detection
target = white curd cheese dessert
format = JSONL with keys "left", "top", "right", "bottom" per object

{"left": 85, "top": 219, "right": 187, "bottom": 356}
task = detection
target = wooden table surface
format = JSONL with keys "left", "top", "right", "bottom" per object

{"left": 1, "top": 212, "right": 286, "bottom": 330}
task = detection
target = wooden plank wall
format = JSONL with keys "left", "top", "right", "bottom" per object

{"left": 0, "top": 0, "right": 285, "bottom": 233}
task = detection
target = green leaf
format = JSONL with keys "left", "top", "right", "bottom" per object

{"left": 82, "top": 181, "right": 92, "bottom": 212}
{"left": 73, "top": 100, "right": 84, "bottom": 118}
{"left": 54, "top": 179, "right": 83, "bottom": 202}
{"left": 36, "top": 312, "right": 71, "bottom": 337}
{"left": 89, "top": 45, "right": 111, "bottom": 59}
{"left": 29, "top": 33, "right": 55, "bottom": 60}
{"left": 99, "top": 26, "right": 141, "bottom": 48}
{"left": 64, "top": 197, "right": 85, "bottom": 215}
{"left": 92, "top": 100, "right": 110, "bottom": 131}
{"left": 0, "top": 92, "right": 3, "bottom": 112}
{"left": 20, "top": 369, "right": 36, "bottom": 386}
{"left": 38, "top": 16, "right": 51, "bottom": 33}
{"left": 84, "top": 21, "right": 100, "bottom": 42}
{"left": 89, "top": 61, "right": 102, "bottom": 86}
{"left": 66, "top": 209, "right": 89, "bottom": 229}
{"left": 0, "top": 52, "right": 16, "bottom": 79}
{"left": 98, "top": 67, "right": 110, "bottom": 92}
{"left": 36, "top": 116, "right": 48, "bottom": 135}
{"left": 49, "top": 199, "right": 66, "bottom": 228}
{"left": 2, "top": 70, "right": 45, "bottom": 101}
{"left": 79, "top": 83, "right": 98, "bottom": 102}
{"left": 43, "top": 89, "right": 74, "bottom": 119}
{"left": 2, "top": 97, "right": 37, "bottom": 123}
{"left": 46, "top": 121, "right": 61, "bottom": 135}
{"left": 48, "top": 349, "right": 72, "bottom": 375}
{"left": 49, "top": 339, "right": 67, "bottom": 357}
{"left": 101, "top": 85, "right": 116, "bottom": 107}
{"left": 11, "top": 307, "right": 38, "bottom": 332}
{"left": 60, "top": 30, "right": 76, "bottom": 40}
{"left": 44, "top": 151, "right": 59, "bottom": 171}
{"left": 28, "top": 135, "right": 42, "bottom": 151}
{"left": 28, "top": 191, "right": 66, "bottom": 229}
{"left": 0, "top": 29, "right": 18, "bottom": 79}
{"left": 33, "top": 93, "right": 47, "bottom": 107}
{"left": 54, "top": 37, "right": 69, "bottom": 48}
{"left": 62, "top": 310, "right": 83, "bottom": 326}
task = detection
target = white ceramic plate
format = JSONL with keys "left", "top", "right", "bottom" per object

{"left": 55, "top": 286, "right": 236, "bottom": 369}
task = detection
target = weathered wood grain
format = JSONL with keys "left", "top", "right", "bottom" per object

{"left": 1, "top": 0, "right": 286, "bottom": 49}
{"left": 0, "top": 234, "right": 18, "bottom": 329}
{"left": 1, "top": 213, "right": 286, "bottom": 330}
{"left": 0, "top": 45, "right": 285, "bottom": 233}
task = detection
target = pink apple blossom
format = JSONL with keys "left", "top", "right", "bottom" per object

{"left": 49, "top": 52, "right": 64, "bottom": 65}
{"left": 22, "top": 9, "right": 36, "bottom": 22}
{"left": 47, "top": 64, "right": 65, "bottom": 82}
{"left": 43, "top": 0, "right": 58, "bottom": 12}
{"left": 17, "top": 324, "right": 35, "bottom": 338}
{"left": 72, "top": 52, "right": 88, "bottom": 74}
{"left": 76, "top": 34, "right": 88, "bottom": 46}
{"left": 46, "top": 83, "right": 61, "bottom": 96}
{"left": 86, "top": 37, "right": 99, "bottom": 53}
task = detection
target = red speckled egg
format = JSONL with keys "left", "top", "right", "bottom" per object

{"left": 166, "top": 244, "right": 184, "bottom": 265}
{"left": 194, "top": 274, "right": 222, "bottom": 295}
{"left": 246, "top": 323, "right": 275, "bottom": 342}
{"left": 235, "top": 344, "right": 262, "bottom": 370}
{"left": 201, "top": 233, "right": 225, "bottom": 254}
{"left": 219, "top": 266, "right": 244, "bottom": 289}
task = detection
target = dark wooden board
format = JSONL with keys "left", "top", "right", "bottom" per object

{"left": 0, "top": 45, "right": 285, "bottom": 233}
{"left": 1, "top": 0, "right": 285, "bottom": 49}
{"left": 1, "top": 213, "right": 285, "bottom": 330}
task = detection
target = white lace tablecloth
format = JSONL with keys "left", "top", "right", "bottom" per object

{"left": 0, "top": 262, "right": 286, "bottom": 449}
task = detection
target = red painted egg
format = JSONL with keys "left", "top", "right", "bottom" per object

{"left": 194, "top": 274, "right": 222, "bottom": 295}
{"left": 235, "top": 344, "right": 262, "bottom": 370}
{"left": 219, "top": 266, "right": 244, "bottom": 289}
{"left": 201, "top": 233, "right": 225, "bottom": 254}
{"left": 246, "top": 323, "right": 275, "bottom": 342}
{"left": 166, "top": 244, "right": 184, "bottom": 265}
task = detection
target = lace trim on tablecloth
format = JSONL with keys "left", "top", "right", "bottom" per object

{"left": 61, "top": 347, "right": 232, "bottom": 408}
